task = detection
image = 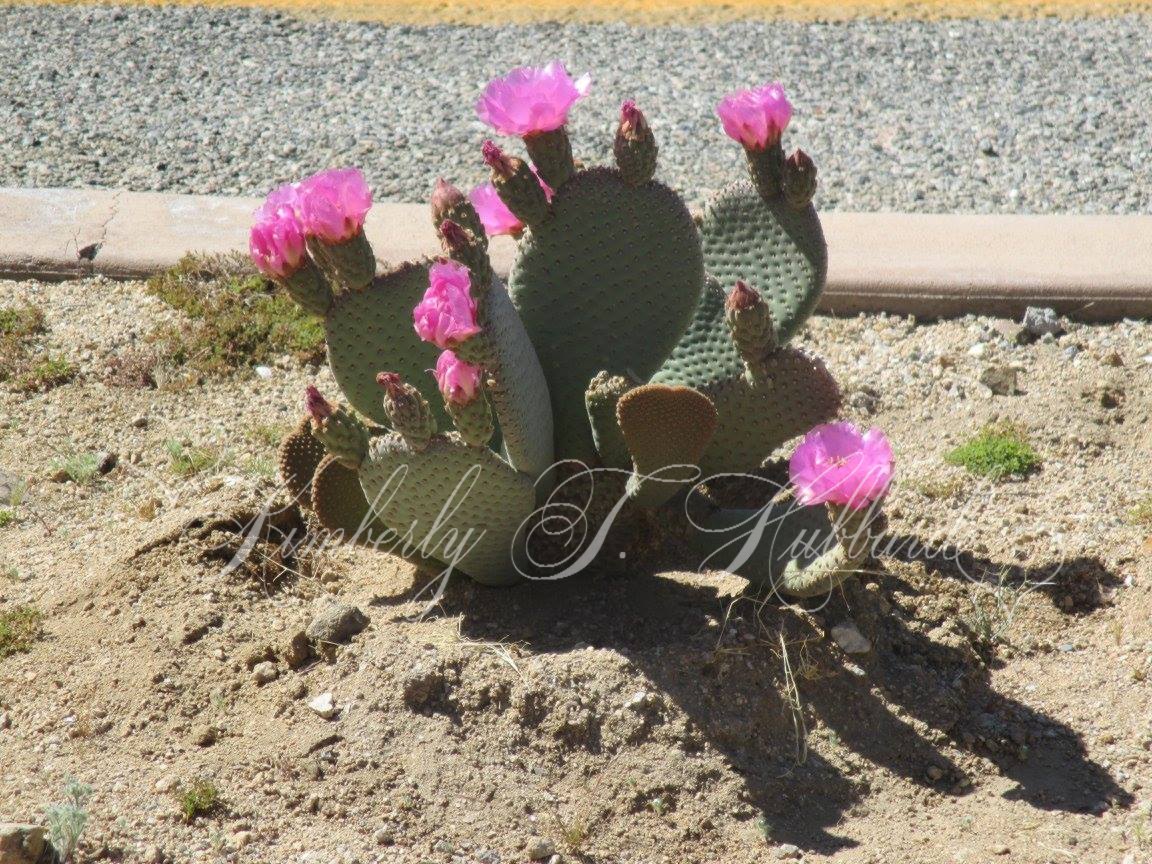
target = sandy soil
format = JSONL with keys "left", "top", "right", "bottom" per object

{"left": 24, "top": 0, "right": 1152, "bottom": 25}
{"left": 0, "top": 276, "right": 1150, "bottom": 864}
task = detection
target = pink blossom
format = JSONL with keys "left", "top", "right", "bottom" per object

{"left": 475, "top": 61, "right": 591, "bottom": 136}
{"left": 789, "top": 422, "right": 894, "bottom": 510}
{"left": 412, "top": 260, "right": 482, "bottom": 349}
{"left": 433, "top": 350, "right": 482, "bottom": 405}
{"left": 249, "top": 201, "right": 307, "bottom": 279}
{"left": 715, "top": 82, "right": 793, "bottom": 150}
{"left": 468, "top": 183, "right": 524, "bottom": 236}
{"left": 297, "top": 168, "right": 373, "bottom": 243}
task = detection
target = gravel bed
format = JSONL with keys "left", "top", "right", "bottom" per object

{"left": 1, "top": 5, "right": 1150, "bottom": 211}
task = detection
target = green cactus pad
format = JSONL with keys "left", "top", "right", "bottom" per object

{"left": 699, "top": 180, "right": 827, "bottom": 344}
{"left": 585, "top": 372, "right": 635, "bottom": 471}
{"left": 617, "top": 383, "right": 717, "bottom": 509}
{"left": 358, "top": 433, "right": 535, "bottom": 586}
{"left": 507, "top": 167, "right": 704, "bottom": 463}
{"left": 278, "top": 416, "right": 327, "bottom": 504}
{"left": 654, "top": 280, "right": 840, "bottom": 475}
{"left": 325, "top": 261, "right": 445, "bottom": 428}
{"left": 311, "top": 454, "right": 391, "bottom": 545}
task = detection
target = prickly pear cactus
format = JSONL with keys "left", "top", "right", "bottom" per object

{"left": 252, "top": 69, "right": 889, "bottom": 599}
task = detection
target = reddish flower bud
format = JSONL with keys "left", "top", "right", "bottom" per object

{"left": 430, "top": 178, "right": 465, "bottom": 223}
{"left": 481, "top": 140, "right": 517, "bottom": 180}
{"left": 619, "top": 100, "right": 649, "bottom": 139}
{"left": 376, "top": 371, "right": 406, "bottom": 399}
{"left": 726, "top": 280, "right": 762, "bottom": 312}
{"left": 304, "top": 385, "right": 334, "bottom": 422}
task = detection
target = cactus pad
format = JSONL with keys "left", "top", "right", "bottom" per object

{"left": 507, "top": 167, "right": 704, "bottom": 463}
{"left": 359, "top": 433, "right": 535, "bottom": 586}
{"left": 617, "top": 383, "right": 717, "bottom": 508}
{"left": 325, "top": 261, "right": 445, "bottom": 428}
{"left": 311, "top": 454, "right": 391, "bottom": 544}
{"left": 699, "top": 180, "right": 827, "bottom": 344}
{"left": 278, "top": 416, "right": 327, "bottom": 504}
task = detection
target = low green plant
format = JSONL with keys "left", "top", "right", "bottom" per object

{"left": 1127, "top": 496, "right": 1152, "bottom": 527}
{"left": 165, "top": 440, "right": 218, "bottom": 477}
{"left": 248, "top": 422, "right": 290, "bottom": 448}
{"left": 945, "top": 423, "right": 1041, "bottom": 479}
{"left": 44, "top": 778, "right": 92, "bottom": 863}
{"left": 0, "top": 605, "right": 44, "bottom": 658}
{"left": 0, "top": 509, "right": 15, "bottom": 528}
{"left": 10, "top": 356, "right": 77, "bottom": 393}
{"left": 147, "top": 253, "right": 325, "bottom": 374}
{"left": 0, "top": 304, "right": 46, "bottom": 338}
{"left": 51, "top": 452, "right": 102, "bottom": 485}
{"left": 178, "top": 778, "right": 220, "bottom": 822}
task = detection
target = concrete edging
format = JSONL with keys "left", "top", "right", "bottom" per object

{"left": 2, "top": 187, "right": 1150, "bottom": 322}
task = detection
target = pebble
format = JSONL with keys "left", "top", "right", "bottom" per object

{"left": 308, "top": 692, "right": 338, "bottom": 720}
{"left": 252, "top": 660, "right": 279, "bottom": 685}
{"left": 1021, "top": 306, "right": 1064, "bottom": 338}
{"left": 978, "top": 365, "right": 1019, "bottom": 396}
{"left": 830, "top": 621, "right": 872, "bottom": 655}
{"left": 0, "top": 7, "right": 1148, "bottom": 214}
{"left": 306, "top": 603, "right": 369, "bottom": 648}
{"left": 525, "top": 837, "right": 556, "bottom": 860}
{"left": 773, "top": 843, "right": 803, "bottom": 860}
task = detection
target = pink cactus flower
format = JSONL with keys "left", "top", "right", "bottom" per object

{"left": 789, "top": 422, "right": 894, "bottom": 510}
{"left": 297, "top": 168, "right": 373, "bottom": 243}
{"left": 412, "top": 260, "right": 482, "bottom": 349}
{"left": 304, "top": 385, "right": 334, "bottom": 422}
{"left": 715, "top": 82, "right": 793, "bottom": 150}
{"left": 475, "top": 61, "right": 591, "bottom": 136}
{"left": 468, "top": 183, "right": 524, "bottom": 236}
{"left": 249, "top": 207, "right": 307, "bottom": 280}
{"left": 433, "top": 350, "right": 482, "bottom": 405}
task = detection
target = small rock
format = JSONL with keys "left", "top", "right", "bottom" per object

{"left": 254, "top": 365, "right": 274, "bottom": 379}
{"left": 925, "top": 765, "right": 945, "bottom": 781}
{"left": 773, "top": 843, "right": 802, "bottom": 860}
{"left": 191, "top": 724, "right": 216, "bottom": 747}
{"left": 229, "top": 831, "right": 253, "bottom": 851}
{"left": 1062, "top": 345, "right": 1080, "bottom": 361}
{"left": 283, "top": 630, "right": 314, "bottom": 670}
{"left": 95, "top": 451, "right": 118, "bottom": 474}
{"left": 141, "top": 845, "right": 164, "bottom": 863}
{"left": 978, "top": 365, "right": 1018, "bottom": 396}
{"left": 829, "top": 621, "right": 872, "bottom": 655}
{"left": 0, "top": 823, "right": 46, "bottom": 864}
{"left": 306, "top": 603, "right": 369, "bottom": 651}
{"left": 967, "top": 342, "right": 987, "bottom": 358}
{"left": 525, "top": 837, "right": 555, "bottom": 860}
{"left": 0, "top": 712, "right": 10, "bottom": 730}
{"left": 154, "top": 775, "right": 178, "bottom": 793}
{"left": 433, "top": 839, "right": 456, "bottom": 854}
{"left": 401, "top": 663, "right": 447, "bottom": 710}
{"left": 372, "top": 827, "right": 394, "bottom": 846}
{"left": 1020, "top": 306, "right": 1064, "bottom": 340}
{"left": 131, "top": 415, "right": 150, "bottom": 429}
{"left": 308, "top": 692, "right": 337, "bottom": 720}
{"left": 988, "top": 843, "right": 1010, "bottom": 855}
{"left": 252, "top": 661, "right": 279, "bottom": 685}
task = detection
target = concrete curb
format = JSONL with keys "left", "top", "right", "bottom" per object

{"left": 3, "top": 187, "right": 1150, "bottom": 322}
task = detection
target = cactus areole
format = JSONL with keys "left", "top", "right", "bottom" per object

{"left": 260, "top": 66, "right": 894, "bottom": 595}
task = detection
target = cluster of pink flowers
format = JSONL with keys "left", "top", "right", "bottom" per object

{"left": 412, "top": 260, "right": 482, "bottom": 349}
{"left": 475, "top": 61, "right": 590, "bottom": 137}
{"left": 715, "top": 82, "right": 792, "bottom": 150}
{"left": 248, "top": 168, "right": 373, "bottom": 279}
{"left": 433, "top": 350, "right": 483, "bottom": 405}
{"left": 789, "top": 422, "right": 894, "bottom": 510}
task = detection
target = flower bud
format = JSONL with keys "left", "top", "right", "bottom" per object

{"left": 781, "top": 149, "right": 818, "bottom": 208}
{"left": 482, "top": 140, "right": 518, "bottom": 180}
{"left": 304, "top": 386, "right": 368, "bottom": 468}
{"left": 724, "top": 281, "right": 777, "bottom": 374}
{"left": 304, "top": 385, "right": 334, "bottom": 422}
{"left": 614, "top": 100, "right": 658, "bottom": 187}
{"left": 431, "top": 178, "right": 465, "bottom": 224}
{"left": 376, "top": 371, "right": 436, "bottom": 450}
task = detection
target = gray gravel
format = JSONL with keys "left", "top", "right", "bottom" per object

{"left": 2, "top": 5, "right": 1150, "bottom": 211}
